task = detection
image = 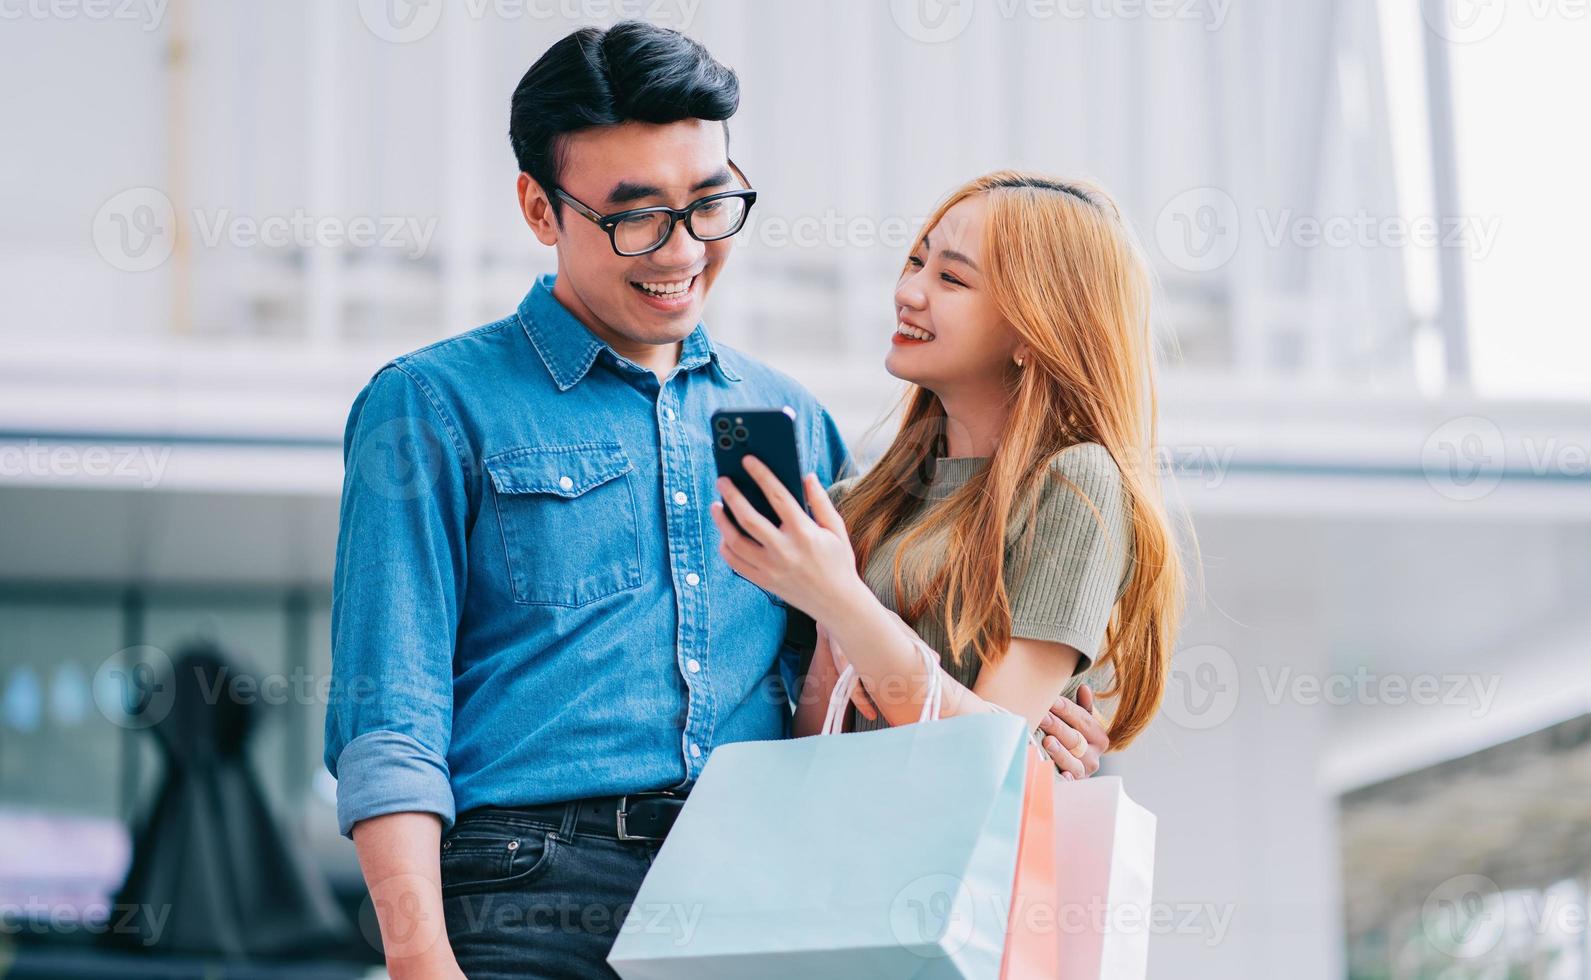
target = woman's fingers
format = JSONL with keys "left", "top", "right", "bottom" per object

{"left": 852, "top": 686, "right": 879, "bottom": 721}
{"left": 1050, "top": 690, "right": 1108, "bottom": 743}
{"left": 1038, "top": 712, "right": 1088, "bottom": 756}
{"left": 709, "top": 500, "right": 753, "bottom": 555}
{"left": 1038, "top": 712, "right": 1091, "bottom": 780}
{"left": 715, "top": 538, "right": 760, "bottom": 579}
{"left": 1075, "top": 684, "right": 1109, "bottom": 734}
{"left": 804, "top": 473, "right": 847, "bottom": 535}
{"left": 1075, "top": 684, "right": 1110, "bottom": 738}
{"left": 715, "top": 474, "right": 784, "bottom": 549}
{"left": 739, "top": 456, "right": 806, "bottom": 528}
{"left": 1076, "top": 683, "right": 1096, "bottom": 713}
{"left": 1049, "top": 689, "right": 1109, "bottom": 775}
{"left": 710, "top": 503, "right": 768, "bottom": 573}
{"left": 1042, "top": 733, "right": 1086, "bottom": 779}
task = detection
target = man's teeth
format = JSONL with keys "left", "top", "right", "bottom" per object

{"left": 895, "top": 323, "right": 934, "bottom": 340}
{"left": 636, "top": 278, "right": 694, "bottom": 296}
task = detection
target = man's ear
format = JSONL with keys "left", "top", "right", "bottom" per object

{"left": 518, "top": 173, "right": 560, "bottom": 247}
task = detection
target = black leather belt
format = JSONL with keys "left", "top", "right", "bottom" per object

{"left": 460, "top": 790, "right": 690, "bottom": 842}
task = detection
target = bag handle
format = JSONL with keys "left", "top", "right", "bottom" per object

{"left": 819, "top": 627, "right": 942, "bottom": 735}
{"left": 817, "top": 621, "right": 1051, "bottom": 760}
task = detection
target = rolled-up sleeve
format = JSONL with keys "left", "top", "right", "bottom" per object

{"left": 324, "top": 365, "right": 469, "bottom": 838}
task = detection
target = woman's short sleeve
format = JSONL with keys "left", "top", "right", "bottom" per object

{"left": 1007, "top": 443, "right": 1133, "bottom": 675}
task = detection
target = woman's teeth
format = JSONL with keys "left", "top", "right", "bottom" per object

{"left": 895, "top": 323, "right": 934, "bottom": 341}
{"left": 635, "top": 277, "right": 694, "bottom": 297}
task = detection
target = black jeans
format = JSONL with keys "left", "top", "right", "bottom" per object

{"left": 441, "top": 804, "right": 664, "bottom": 979}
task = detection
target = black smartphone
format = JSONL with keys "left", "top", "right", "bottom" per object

{"left": 712, "top": 406, "right": 807, "bottom": 534}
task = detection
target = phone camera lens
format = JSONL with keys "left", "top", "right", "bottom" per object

{"left": 717, "top": 435, "right": 733, "bottom": 450}
{"left": 732, "top": 426, "right": 749, "bottom": 441}
{"left": 713, "top": 417, "right": 731, "bottom": 432}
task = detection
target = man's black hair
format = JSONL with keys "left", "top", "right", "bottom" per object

{"left": 509, "top": 21, "right": 740, "bottom": 220}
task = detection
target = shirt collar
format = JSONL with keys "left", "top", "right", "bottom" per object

{"left": 516, "top": 274, "right": 741, "bottom": 391}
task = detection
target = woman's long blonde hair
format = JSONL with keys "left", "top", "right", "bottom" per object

{"left": 839, "top": 171, "right": 1184, "bottom": 749}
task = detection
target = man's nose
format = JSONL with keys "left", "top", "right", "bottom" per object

{"left": 649, "top": 217, "right": 706, "bottom": 269}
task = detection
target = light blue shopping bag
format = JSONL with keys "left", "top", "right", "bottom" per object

{"left": 607, "top": 712, "right": 1031, "bottom": 979}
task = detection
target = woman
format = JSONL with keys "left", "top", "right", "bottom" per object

{"left": 709, "top": 171, "right": 1183, "bottom": 759}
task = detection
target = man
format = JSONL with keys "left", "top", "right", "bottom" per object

{"left": 325, "top": 21, "right": 1107, "bottom": 979}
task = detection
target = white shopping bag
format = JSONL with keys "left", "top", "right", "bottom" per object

{"left": 1051, "top": 776, "right": 1157, "bottom": 979}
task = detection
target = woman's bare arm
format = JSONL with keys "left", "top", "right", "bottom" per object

{"left": 821, "top": 580, "right": 1080, "bottom": 731}
{"left": 970, "top": 635, "right": 1084, "bottom": 730}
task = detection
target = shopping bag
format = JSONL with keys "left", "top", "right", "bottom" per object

{"left": 607, "top": 711, "right": 1029, "bottom": 978}
{"left": 608, "top": 631, "right": 1031, "bottom": 979}
{"left": 1052, "top": 777, "right": 1157, "bottom": 979}
{"left": 811, "top": 620, "right": 1157, "bottom": 979}
{"left": 1000, "top": 749, "right": 1060, "bottom": 979}
{"left": 604, "top": 623, "right": 1030, "bottom": 973}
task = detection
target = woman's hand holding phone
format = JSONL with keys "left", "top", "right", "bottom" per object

{"left": 711, "top": 456, "right": 865, "bottom": 624}
{"left": 717, "top": 450, "right": 1111, "bottom": 778}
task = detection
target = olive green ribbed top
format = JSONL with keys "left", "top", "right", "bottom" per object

{"left": 830, "top": 443, "right": 1133, "bottom": 733}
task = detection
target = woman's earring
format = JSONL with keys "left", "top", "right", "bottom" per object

{"left": 1015, "top": 356, "right": 1025, "bottom": 368}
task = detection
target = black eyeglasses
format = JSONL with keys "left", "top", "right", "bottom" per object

{"left": 554, "top": 161, "right": 757, "bottom": 257}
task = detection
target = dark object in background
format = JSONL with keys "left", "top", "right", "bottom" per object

{"left": 105, "top": 641, "right": 352, "bottom": 958}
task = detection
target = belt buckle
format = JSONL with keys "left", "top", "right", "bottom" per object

{"left": 615, "top": 795, "right": 658, "bottom": 842}
{"left": 615, "top": 792, "right": 680, "bottom": 841}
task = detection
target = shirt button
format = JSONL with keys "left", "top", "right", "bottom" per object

{"left": 558, "top": 475, "right": 574, "bottom": 491}
{"left": 686, "top": 658, "right": 701, "bottom": 673}
{"left": 689, "top": 743, "right": 702, "bottom": 759}
{"left": 663, "top": 407, "right": 676, "bottom": 421}
{"left": 685, "top": 572, "right": 701, "bottom": 587}
{"left": 673, "top": 490, "right": 688, "bottom": 506}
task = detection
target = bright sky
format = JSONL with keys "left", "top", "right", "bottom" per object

{"left": 1379, "top": 0, "right": 1590, "bottom": 401}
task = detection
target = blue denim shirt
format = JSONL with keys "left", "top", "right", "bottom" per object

{"left": 325, "top": 275, "right": 851, "bottom": 837}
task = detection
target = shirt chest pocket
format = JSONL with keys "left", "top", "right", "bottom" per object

{"left": 484, "top": 443, "right": 643, "bottom": 607}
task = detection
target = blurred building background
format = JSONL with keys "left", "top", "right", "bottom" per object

{"left": 1, "top": 0, "right": 1589, "bottom": 976}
